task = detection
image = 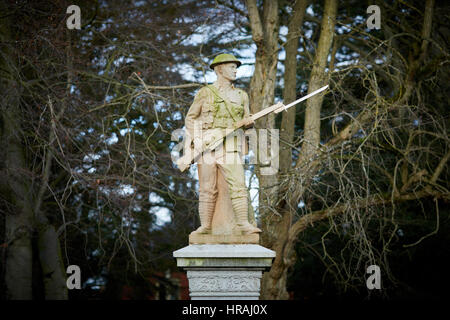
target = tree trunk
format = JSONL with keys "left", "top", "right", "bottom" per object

{"left": 1, "top": 5, "right": 69, "bottom": 298}
{"left": 261, "top": 0, "right": 338, "bottom": 300}
{"left": 280, "top": 0, "right": 308, "bottom": 173}
{"left": 297, "top": 0, "right": 337, "bottom": 168}
{"left": 32, "top": 32, "right": 73, "bottom": 300}
{"left": 2, "top": 99, "right": 34, "bottom": 300}
{"left": 259, "top": 0, "right": 308, "bottom": 300}
{"left": 0, "top": 8, "right": 34, "bottom": 299}
{"left": 38, "top": 225, "right": 68, "bottom": 299}
{"left": 246, "top": 0, "right": 280, "bottom": 231}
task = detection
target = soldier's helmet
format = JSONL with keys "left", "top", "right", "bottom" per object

{"left": 210, "top": 53, "right": 242, "bottom": 70}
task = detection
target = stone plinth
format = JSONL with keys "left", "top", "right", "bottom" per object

{"left": 189, "top": 233, "right": 259, "bottom": 244}
{"left": 173, "top": 244, "right": 275, "bottom": 300}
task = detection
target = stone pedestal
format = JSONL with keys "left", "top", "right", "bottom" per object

{"left": 189, "top": 233, "right": 259, "bottom": 244}
{"left": 173, "top": 244, "right": 275, "bottom": 300}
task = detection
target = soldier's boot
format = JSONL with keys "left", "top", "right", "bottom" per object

{"left": 232, "top": 197, "right": 261, "bottom": 234}
{"left": 191, "top": 200, "right": 215, "bottom": 234}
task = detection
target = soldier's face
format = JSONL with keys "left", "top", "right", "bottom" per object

{"left": 217, "top": 63, "right": 238, "bottom": 81}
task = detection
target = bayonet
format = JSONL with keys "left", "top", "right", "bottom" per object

{"left": 177, "top": 85, "right": 329, "bottom": 172}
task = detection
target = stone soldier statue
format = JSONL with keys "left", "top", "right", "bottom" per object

{"left": 185, "top": 53, "right": 261, "bottom": 236}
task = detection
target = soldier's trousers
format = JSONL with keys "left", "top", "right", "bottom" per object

{"left": 197, "top": 150, "right": 247, "bottom": 203}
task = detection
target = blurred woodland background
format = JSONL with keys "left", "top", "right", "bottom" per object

{"left": 1, "top": 0, "right": 449, "bottom": 300}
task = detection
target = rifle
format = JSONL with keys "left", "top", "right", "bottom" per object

{"left": 176, "top": 85, "right": 329, "bottom": 172}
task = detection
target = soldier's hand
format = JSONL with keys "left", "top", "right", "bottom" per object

{"left": 243, "top": 117, "right": 254, "bottom": 127}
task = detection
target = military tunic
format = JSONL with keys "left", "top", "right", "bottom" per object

{"left": 185, "top": 84, "right": 250, "bottom": 201}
